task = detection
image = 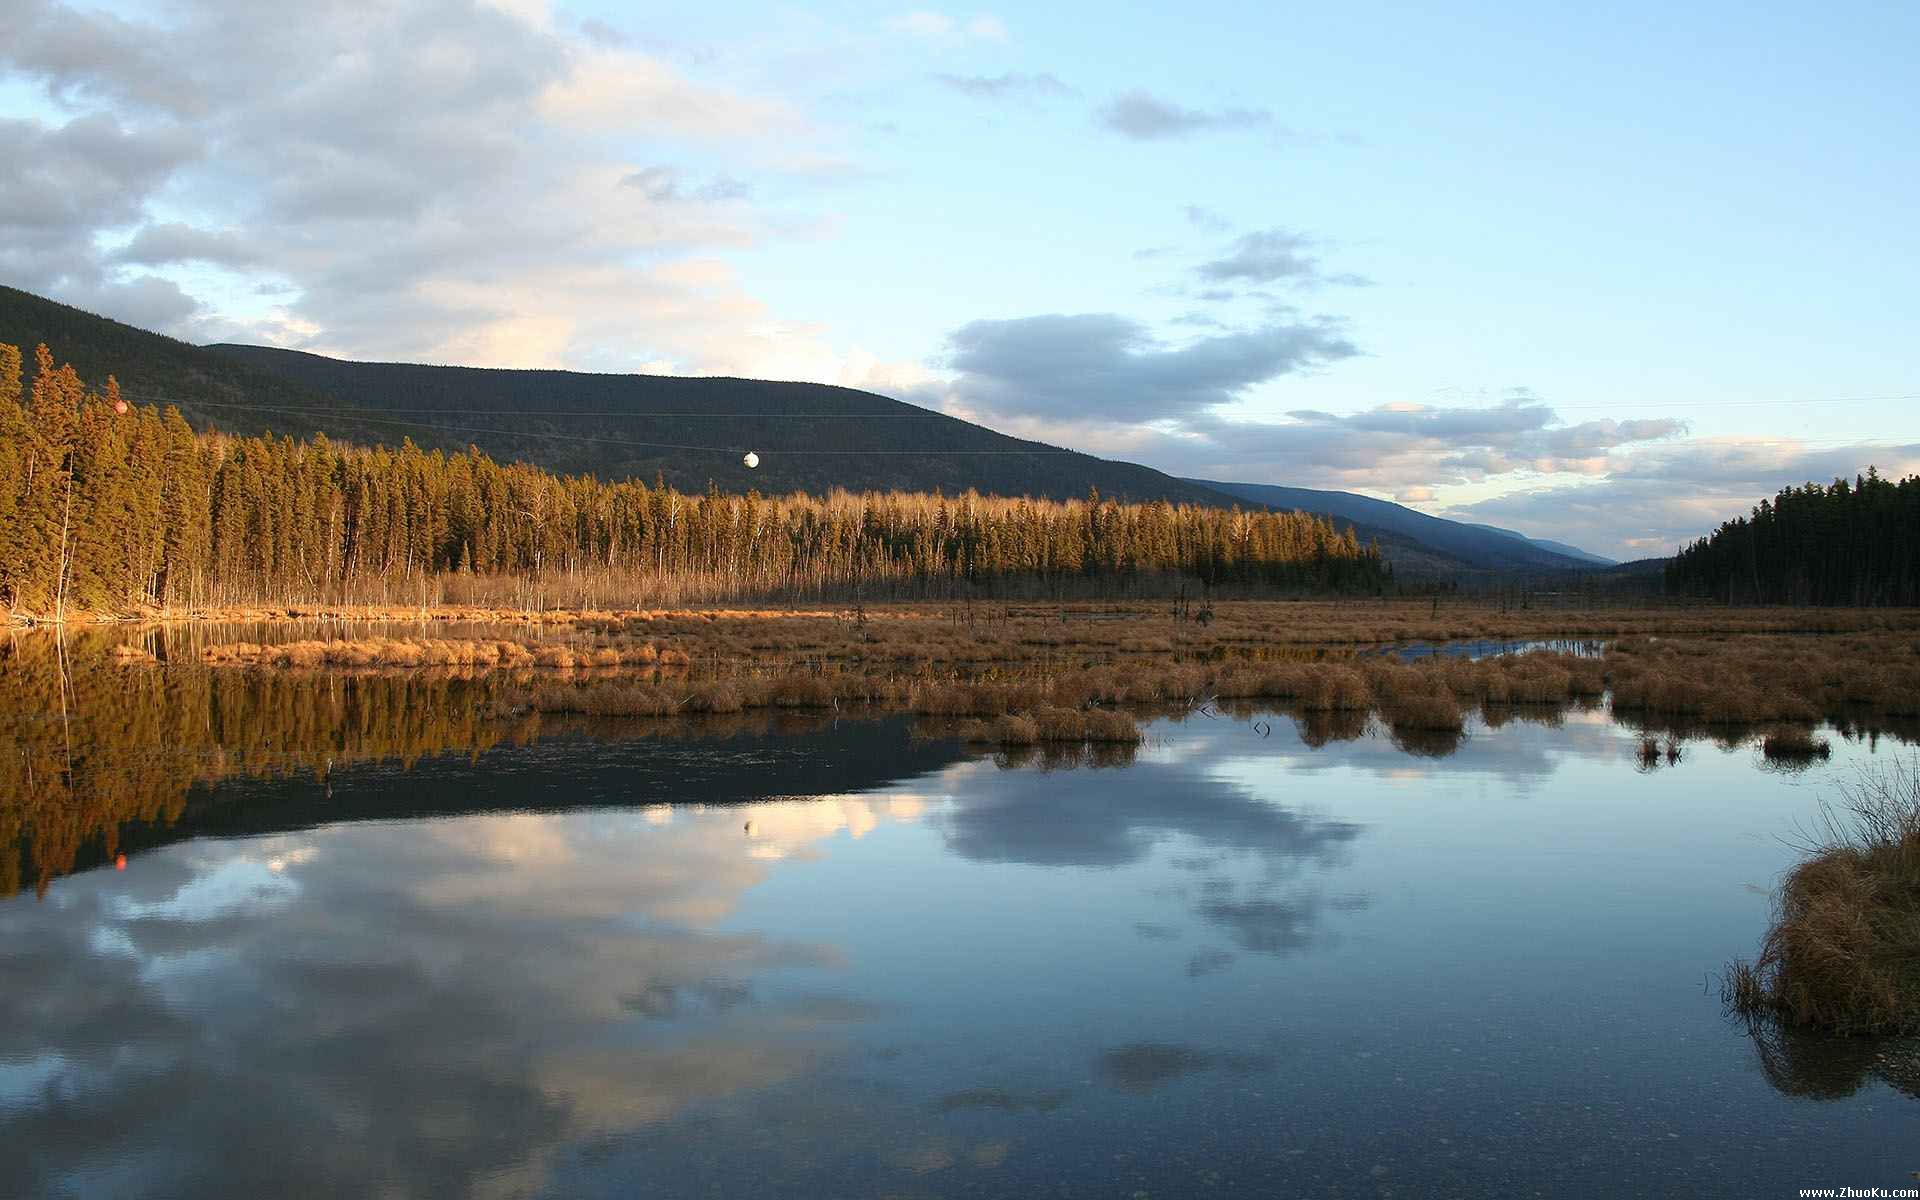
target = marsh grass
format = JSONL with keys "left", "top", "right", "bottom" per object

{"left": 1382, "top": 692, "right": 1466, "bottom": 733}
{"left": 1728, "top": 759, "right": 1920, "bottom": 1034}
{"left": 1762, "top": 726, "right": 1832, "bottom": 762}
{"left": 169, "top": 614, "right": 1920, "bottom": 758}
{"left": 954, "top": 706, "right": 1142, "bottom": 746}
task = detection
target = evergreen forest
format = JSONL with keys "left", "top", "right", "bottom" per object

{"left": 1664, "top": 471, "right": 1920, "bottom": 605}
{"left": 0, "top": 343, "right": 1387, "bottom": 617}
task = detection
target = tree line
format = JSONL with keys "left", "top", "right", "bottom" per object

{"left": 1665, "top": 470, "right": 1920, "bottom": 605}
{"left": 0, "top": 343, "right": 1386, "bottom": 617}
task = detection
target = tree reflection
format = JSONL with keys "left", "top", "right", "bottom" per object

{"left": 0, "top": 632, "right": 534, "bottom": 897}
{"left": 0, "top": 634, "right": 960, "bottom": 898}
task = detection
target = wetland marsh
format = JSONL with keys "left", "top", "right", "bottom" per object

{"left": 4, "top": 606, "right": 1920, "bottom": 1197}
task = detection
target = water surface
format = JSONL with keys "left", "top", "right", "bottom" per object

{"left": 3, "top": 642, "right": 1917, "bottom": 1197}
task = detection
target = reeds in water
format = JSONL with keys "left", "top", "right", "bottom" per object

{"left": 1728, "top": 759, "right": 1920, "bottom": 1034}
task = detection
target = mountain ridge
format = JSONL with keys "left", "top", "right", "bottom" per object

{"left": 0, "top": 284, "right": 1241, "bottom": 506}
{"left": 1186, "top": 479, "right": 1613, "bottom": 572}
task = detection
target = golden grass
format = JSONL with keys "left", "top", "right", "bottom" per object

{"left": 92, "top": 599, "right": 1920, "bottom": 656}
{"left": 1729, "top": 760, "right": 1920, "bottom": 1034}
{"left": 198, "top": 636, "right": 691, "bottom": 672}
{"left": 184, "top": 617, "right": 1920, "bottom": 752}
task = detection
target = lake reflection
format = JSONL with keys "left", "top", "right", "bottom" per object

{"left": 5, "top": 702, "right": 1919, "bottom": 1197}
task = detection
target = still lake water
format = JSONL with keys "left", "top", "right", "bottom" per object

{"left": 4, "top": 667, "right": 1918, "bottom": 1196}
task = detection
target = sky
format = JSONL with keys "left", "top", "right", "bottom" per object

{"left": 3, "top": 0, "right": 1917, "bottom": 559}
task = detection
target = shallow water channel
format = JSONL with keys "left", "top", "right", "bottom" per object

{"left": 3, "top": 638, "right": 1917, "bottom": 1197}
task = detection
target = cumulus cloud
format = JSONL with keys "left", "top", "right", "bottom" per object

{"left": 922, "top": 307, "right": 1702, "bottom": 553}
{"left": 1189, "top": 227, "right": 1371, "bottom": 291}
{"left": 1197, "top": 227, "right": 1317, "bottom": 284}
{"left": 111, "top": 222, "right": 261, "bottom": 269}
{"left": 943, "top": 312, "right": 1358, "bottom": 425}
{"left": 1141, "top": 400, "right": 1686, "bottom": 496}
{"left": 0, "top": 112, "right": 200, "bottom": 290}
{"left": 0, "top": 0, "right": 204, "bottom": 114}
{"left": 1097, "top": 90, "right": 1274, "bottom": 140}
{"left": 0, "top": 0, "right": 895, "bottom": 378}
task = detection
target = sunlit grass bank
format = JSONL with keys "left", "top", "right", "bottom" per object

{"left": 1729, "top": 761, "right": 1920, "bottom": 1034}
{"left": 67, "top": 597, "right": 1920, "bottom": 648}
{"left": 180, "top": 619, "right": 1920, "bottom": 738}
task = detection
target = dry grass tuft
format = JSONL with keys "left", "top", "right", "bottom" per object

{"left": 1728, "top": 759, "right": 1920, "bottom": 1034}
{"left": 987, "top": 714, "right": 1039, "bottom": 745}
{"left": 685, "top": 681, "right": 744, "bottom": 714}
{"left": 769, "top": 673, "right": 838, "bottom": 708}
{"left": 1384, "top": 691, "right": 1465, "bottom": 733}
{"left": 955, "top": 706, "right": 1140, "bottom": 746}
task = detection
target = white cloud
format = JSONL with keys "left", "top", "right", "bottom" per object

{"left": 0, "top": 0, "right": 910, "bottom": 381}
{"left": 537, "top": 47, "right": 803, "bottom": 139}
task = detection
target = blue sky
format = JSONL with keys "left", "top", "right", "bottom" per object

{"left": 3, "top": 0, "right": 1916, "bottom": 557}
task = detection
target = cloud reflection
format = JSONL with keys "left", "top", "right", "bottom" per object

{"left": 0, "top": 792, "right": 924, "bottom": 1198}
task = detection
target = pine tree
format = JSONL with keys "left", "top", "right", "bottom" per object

{"left": 0, "top": 345, "right": 25, "bottom": 612}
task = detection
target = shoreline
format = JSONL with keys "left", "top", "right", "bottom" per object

{"left": 11, "top": 597, "right": 1920, "bottom": 639}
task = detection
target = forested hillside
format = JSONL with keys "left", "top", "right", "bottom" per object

{"left": 1665, "top": 470, "right": 1920, "bottom": 605}
{"left": 210, "top": 343, "right": 1245, "bottom": 503}
{"left": 0, "top": 285, "right": 1234, "bottom": 506}
{"left": 0, "top": 342, "right": 1385, "bottom": 617}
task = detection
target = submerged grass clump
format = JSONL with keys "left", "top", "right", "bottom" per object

{"left": 1761, "top": 726, "right": 1831, "bottom": 762}
{"left": 1728, "top": 759, "right": 1920, "bottom": 1035}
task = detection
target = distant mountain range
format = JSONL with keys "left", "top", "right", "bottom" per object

{"left": 1190, "top": 481, "right": 1616, "bottom": 573}
{"left": 2, "top": 283, "right": 1624, "bottom": 576}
